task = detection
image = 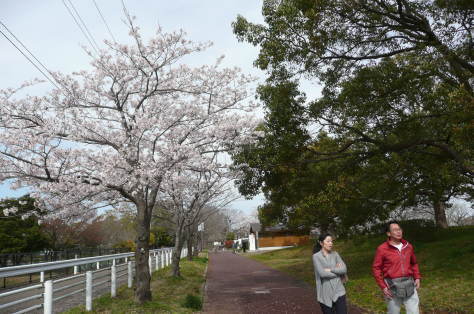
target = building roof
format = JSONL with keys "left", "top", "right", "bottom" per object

{"left": 250, "top": 223, "right": 261, "bottom": 233}
{"left": 264, "top": 223, "right": 286, "bottom": 232}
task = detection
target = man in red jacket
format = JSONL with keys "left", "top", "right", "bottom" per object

{"left": 372, "top": 221, "right": 421, "bottom": 314}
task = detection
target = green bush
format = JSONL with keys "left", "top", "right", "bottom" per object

{"left": 194, "top": 256, "right": 208, "bottom": 264}
{"left": 183, "top": 294, "right": 202, "bottom": 310}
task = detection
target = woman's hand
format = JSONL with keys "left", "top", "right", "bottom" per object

{"left": 335, "top": 263, "right": 342, "bottom": 268}
{"left": 324, "top": 268, "right": 331, "bottom": 272}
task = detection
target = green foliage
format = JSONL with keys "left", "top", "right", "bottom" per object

{"left": 232, "top": 81, "right": 309, "bottom": 198}
{"left": 232, "top": 0, "right": 474, "bottom": 232}
{"left": 113, "top": 239, "right": 136, "bottom": 252}
{"left": 225, "top": 232, "right": 235, "bottom": 240}
{"left": 234, "top": 0, "right": 473, "bottom": 93}
{"left": 193, "top": 256, "right": 208, "bottom": 264}
{"left": 151, "top": 226, "right": 174, "bottom": 247}
{"left": 0, "top": 196, "right": 49, "bottom": 253}
{"left": 182, "top": 294, "right": 202, "bottom": 310}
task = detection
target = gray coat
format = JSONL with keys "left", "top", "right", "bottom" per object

{"left": 312, "top": 251, "right": 347, "bottom": 307}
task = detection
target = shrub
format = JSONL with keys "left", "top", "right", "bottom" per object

{"left": 113, "top": 240, "right": 135, "bottom": 251}
{"left": 183, "top": 294, "right": 202, "bottom": 310}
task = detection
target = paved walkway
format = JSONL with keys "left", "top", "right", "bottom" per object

{"left": 203, "top": 252, "right": 364, "bottom": 314}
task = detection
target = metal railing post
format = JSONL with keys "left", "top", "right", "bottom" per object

{"left": 74, "top": 254, "right": 78, "bottom": 275}
{"left": 127, "top": 261, "right": 133, "bottom": 288}
{"left": 111, "top": 265, "right": 116, "bottom": 297}
{"left": 96, "top": 261, "right": 100, "bottom": 270}
{"left": 155, "top": 253, "right": 159, "bottom": 271}
{"left": 44, "top": 280, "right": 53, "bottom": 314}
{"left": 86, "top": 271, "right": 92, "bottom": 311}
{"left": 148, "top": 255, "right": 152, "bottom": 276}
{"left": 40, "top": 271, "right": 44, "bottom": 283}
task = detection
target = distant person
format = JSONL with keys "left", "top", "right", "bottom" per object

{"left": 312, "top": 234, "right": 348, "bottom": 314}
{"left": 242, "top": 241, "right": 247, "bottom": 253}
{"left": 372, "top": 221, "right": 421, "bottom": 314}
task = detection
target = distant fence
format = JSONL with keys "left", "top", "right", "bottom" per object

{"left": 0, "top": 247, "right": 131, "bottom": 268}
{"left": 259, "top": 235, "right": 310, "bottom": 248}
{"left": 0, "top": 247, "right": 186, "bottom": 314}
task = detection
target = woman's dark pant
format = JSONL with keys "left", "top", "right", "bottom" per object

{"left": 319, "top": 295, "right": 348, "bottom": 314}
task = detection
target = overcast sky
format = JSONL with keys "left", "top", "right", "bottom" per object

{"left": 0, "top": 0, "right": 267, "bottom": 215}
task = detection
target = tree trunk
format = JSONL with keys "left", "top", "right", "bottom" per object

{"left": 186, "top": 227, "right": 194, "bottom": 261}
{"left": 171, "top": 227, "right": 184, "bottom": 277}
{"left": 192, "top": 232, "right": 199, "bottom": 257}
{"left": 433, "top": 200, "right": 449, "bottom": 228}
{"left": 134, "top": 202, "right": 152, "bottom": 304}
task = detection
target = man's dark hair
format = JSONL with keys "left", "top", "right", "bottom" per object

{"left": 385, "top": 220, "right": 401, "bottom": 233}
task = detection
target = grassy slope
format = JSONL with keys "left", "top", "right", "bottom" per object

{"left": 249, "top": 226, "right": 474, "bottom": 313}
{"left": 65, "top": 255, "right": 208, "bottom": 314}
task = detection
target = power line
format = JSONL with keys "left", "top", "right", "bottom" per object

{"left": 0, "top": 22, "right": 61, "bottom": 90}
{"left": 0, "top": 21, "right": 60, "bottom": 87}
{"left": 62, "top": 0, "right": 99, "bottom": 54}
{"left": 67, "top": 0, "right": 100, "bottom": 50}
{"left": 92, "top": 0, "right": 116, "bottom": 43}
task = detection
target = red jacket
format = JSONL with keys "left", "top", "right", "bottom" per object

{"left": 372, "top": 239, "right": 421, "bottom": 290}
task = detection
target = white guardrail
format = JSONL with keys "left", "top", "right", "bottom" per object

{"left": 0, "top": 247, "right": 189, "bottom": 314}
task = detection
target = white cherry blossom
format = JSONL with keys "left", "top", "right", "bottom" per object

{"left": 0, "top": 18, "right": 260, "bottom": 303}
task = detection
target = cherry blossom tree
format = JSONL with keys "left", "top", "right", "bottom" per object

{"left": 156, "top": 165, "right": 238, "bottom": 276}
{"left": 0, "top": 18, "right": 258, "bottom": 303}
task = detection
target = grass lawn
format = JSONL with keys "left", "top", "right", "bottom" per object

{"left": 248, "top": 226, "right": 474, "bottom": 313}
{"left": 65, "top": 255, "right": 208, "bottom": 314}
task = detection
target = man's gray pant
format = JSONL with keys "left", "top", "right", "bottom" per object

{"left": 386, "top": 289, "right": 419, "bottom": 314}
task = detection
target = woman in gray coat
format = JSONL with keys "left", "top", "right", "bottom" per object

{"left": 312, "top": 233, "right": 348, "bottom": 314}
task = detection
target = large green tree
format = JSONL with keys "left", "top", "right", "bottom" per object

{"left": 232, "top": 0, "right": 473, "bottom": 230}
{"left": 234, "top": 0, "right": 473, "bottom": 175}
{"left": 310, "top": 57, "right": 473, "bottom": 227}
{"left": 0, "top": 196, "right": 49, "bottom": 253}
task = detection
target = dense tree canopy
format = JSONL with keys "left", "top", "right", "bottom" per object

{"left": 0, "top": 196, "right": 49, "bottom": 253}
{"left": 232, "top": 0, "right": 473, "bottom": 231}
